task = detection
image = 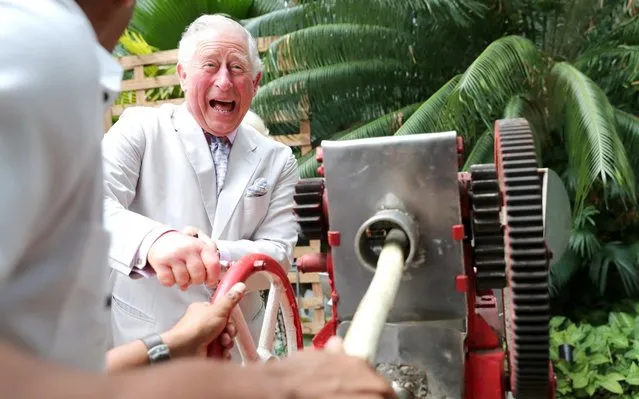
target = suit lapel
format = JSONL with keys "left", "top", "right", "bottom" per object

{"left": 171, "top": 104, "right": 218, "bottom": 229}
{"left": 212, "top": 125, "right": 260, "bottom": 238}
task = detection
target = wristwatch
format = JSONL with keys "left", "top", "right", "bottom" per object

{"left": 141, "top": 333, "right": 171, "bottom": 364}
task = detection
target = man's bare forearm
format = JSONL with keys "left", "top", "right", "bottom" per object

{"left": 0, "top": 342, "right": 282, "bottom": 399}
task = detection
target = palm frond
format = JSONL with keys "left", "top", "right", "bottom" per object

{"left": 569, "top": 205, "right": 601, "bottom": 259}
{"left": 589, "top": 242, "right": 639, "bottom": 296}
{"left": 549, "top": 62, "right": 636, "bottom": 211}
{"left": 338, "top": 102, "right": 421, "bottom": 141}
{"left": 242, "top": 5, "right": 308, "bottom": 37}
{"left": 130, "top": 0, "right": 253, "bottom": 50}
{"left": 549, "top": 248, "right": 582, "bottom": 299}
{"left": 264, "top": 24, "right": 415, "bottom": 78}
{"left": 439, "top": 35, "right": 541, "bottom": 139}
{"left": 246, "top": 0, "right": 290, "bottom": 18}
{"left": 296, "top": 102, "right": 421, "bottom": 178}
{"left": 614, "top": 108, "right": 639, "bottom": 176}
{"left": 394, "top": 75, "right": 461, "bottom": 136}
{"left": 575, "top": 45, "right": 639, "bottom": 105}
{"left": 252, "top": 60, "right": 426, "bottom": 140}
{"left": 462, "top": 129, "right": 493, "bottom": 170}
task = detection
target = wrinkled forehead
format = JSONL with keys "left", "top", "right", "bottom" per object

{"left": 194, "top": 28, "right": 249, "bottom": 59}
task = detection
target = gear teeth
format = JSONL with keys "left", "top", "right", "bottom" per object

{"left": 293, "top": 178, "right": 326, "bottom": 241}
{"left": 496, "top": 119, "right": 549, "bottom": 398}
{"left": 470, "top": 164, "right": 507, "bottom": 290}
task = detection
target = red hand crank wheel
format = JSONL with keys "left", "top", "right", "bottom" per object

{"left": 207, "top": 254, "right": 305, "bottom": 362}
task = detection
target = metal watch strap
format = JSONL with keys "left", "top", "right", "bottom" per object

{"left": 141, "top": 333, "right": 171, "bottom": 364}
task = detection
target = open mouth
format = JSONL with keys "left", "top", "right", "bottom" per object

{"left": 209, "top": 99, "right": 236, "bottom": 114}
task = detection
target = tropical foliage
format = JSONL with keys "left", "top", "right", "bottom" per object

{"left": 119, "top": 0, "right": 639, "bottom": 304}
{"left": 551, "top": 300, "right": 639, "bottom": 397}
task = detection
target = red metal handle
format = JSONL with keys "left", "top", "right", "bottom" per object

{"left": 296, "top": 253, "right": 327, "bottom": 273}
{"left": 207, "top": 254, "right": 304, "bottom": 359}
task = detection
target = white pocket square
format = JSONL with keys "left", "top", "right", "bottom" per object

{"left": 246, "top": 177, "right": 270, "bottom": 197}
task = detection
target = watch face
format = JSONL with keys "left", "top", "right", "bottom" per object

{"left": 148, "top": 344, "right": 171, "bottom": 362}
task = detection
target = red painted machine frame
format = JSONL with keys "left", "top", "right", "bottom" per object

{"left": 292, "top": 151, "right": 557, "bottom": 398}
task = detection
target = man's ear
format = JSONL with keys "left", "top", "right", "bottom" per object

{"left": 177, "top": 63, "right": 187, "bottom": 91}
{"left": 252, "top": 71, "right": 262, "bottom": 93}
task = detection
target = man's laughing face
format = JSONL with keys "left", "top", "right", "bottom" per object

{"left": 178, "top": 28, "right": 261, "bottom": 137}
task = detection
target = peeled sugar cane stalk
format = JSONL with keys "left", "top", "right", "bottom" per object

{"left": 343, "top": 228, "right": 409, "bottom": 363}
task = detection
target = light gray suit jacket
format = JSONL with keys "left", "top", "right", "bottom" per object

{"left": 102, "top": 103, "right": 299, "bottom": 346}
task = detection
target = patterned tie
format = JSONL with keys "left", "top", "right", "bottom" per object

{"left": 210, "top": 135, "right": 231, "bottom": 196}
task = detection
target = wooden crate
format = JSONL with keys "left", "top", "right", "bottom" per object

{"left": 290, "top": 240, "right": 325, "bottom": 335}
{"left": 106, "top": 36, "right": 313, "bottom": 155}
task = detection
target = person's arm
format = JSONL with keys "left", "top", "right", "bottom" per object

{"left": 101, "top": 108, "right": 175, "bottom": 277}
{"left": 215, "top": 151, "right": 300, "bottom": 271}
{"left": 106, "top": 282, "right": 245, "bottom": 373}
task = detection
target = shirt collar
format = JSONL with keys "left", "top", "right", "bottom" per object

{"left": 205, "top": 128, "right": 238, "bottom": 144}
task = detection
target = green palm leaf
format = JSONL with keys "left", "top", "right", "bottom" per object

{"left": 264, "top": 24, "right": 414, "bottom": 78}
{"left": 462, "top": 129, "right": 493, "bottom": 170}
{"left": 252, "top": 60, "right": 426, "bottom": 139}
{"left": 246, "top": 0, "right": 289, "bottom": 17}
{"left": 440, "top": 35, "right": 541, "bottom": 138}
{"left": 614, "top": 108, "right": 639, "bottom": 176}
{"left": 242, "top": 5, "right": 307, "bottom": 37}
{"left": 131, "top": 0, "right": 253, "bottom": 50}
{"left": 549, "top": 248, "right": 582, "bottom": 299}
{"left": 589, "top": 242, "right": 639, "bottom": 296}
{"left": 297, "top": 102, "right": 421, "bottom": 178}
{"left": 549, "top": 61, "right": 636, "bottom": 210}
{"left": 394, "top": 75, "right": 460, "bottom": 136}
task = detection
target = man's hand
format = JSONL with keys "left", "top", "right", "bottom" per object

{"left": 263, "top": 336, "right": 396, "bottom": 399}
{"left": 161, "top": 282, "right": 246, "bottom": 360}
{"left": 147, "top": 231, "right": 220, "bottom": 290}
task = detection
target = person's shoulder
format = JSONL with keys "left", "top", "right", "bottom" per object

{"left": 116, "top": 103, "right": 180, "bottom": 126}
{"left": 0, "top": 1, "right": 100, "bottom": 90}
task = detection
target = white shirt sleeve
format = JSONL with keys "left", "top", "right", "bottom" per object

{"left": 0, "top": 2, "right": 102, "bottom": 286}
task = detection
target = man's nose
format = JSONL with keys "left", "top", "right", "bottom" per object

{"left": 214, "top": 68, "right": 232, "bottom": 91}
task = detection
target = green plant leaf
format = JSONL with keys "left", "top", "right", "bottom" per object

{"left": 627, "top": 362, "right": 639, "bottom": 385}
{"left": 549, "top": 61, "right": 636, "bottom": 212}
{"left": 597, "top": 375, "right": 624, "bottom": 394}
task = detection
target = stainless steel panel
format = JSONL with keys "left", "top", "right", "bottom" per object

{"left": 338, "top": 321, "right": 466, "bottom": 399}
{"left": 322, "top": 132, "right": 467, "bottom": 322}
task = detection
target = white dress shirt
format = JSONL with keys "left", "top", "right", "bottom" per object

{"left": 0, "top": 0, "right": 122, "bottom": 371}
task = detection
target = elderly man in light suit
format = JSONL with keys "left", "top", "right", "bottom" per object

{"left": 102, "top": 15, "right": 299, "bottom": 354}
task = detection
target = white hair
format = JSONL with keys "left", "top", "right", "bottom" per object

{"left": 177, "top": 14, "right": 262, "bottom": 79}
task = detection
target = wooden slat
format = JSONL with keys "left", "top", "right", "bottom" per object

{"left": 287, "top": 272, "right": 321, "bottom": 284}
{"left": 271, "top": 132, "right": 311, "bottom": 147}
{"left": 298, "top": 296, "right": 324, "bottom": 309}
{"left": 120, "top": 75, "right": 181, "bottom": 92}
{"left": 119, "top": 50, "right": 178, "bottom": 69}
{"left": 110, "top": 98, "right": 185, "bottom": 117}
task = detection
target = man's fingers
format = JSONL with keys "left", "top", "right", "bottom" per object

{"left": 225, "top": 322, "right": 237, "bottom": 338}
{"left": 220, "top": 332, "right": 233, "bottom": 348}
{"left": 171, "top": 262, "right": 190, "bottom": 288}
{"left": 201, "top": 245, "right": 220, "bottom": 287}
{"left": 155, "top": 265, "right": 176, "bottom": 287}
{"left": 213, "top": 282, "right": 246, "bottom": 317}
{"left": 185, "top": 254, "right": 206, "bottom": 285}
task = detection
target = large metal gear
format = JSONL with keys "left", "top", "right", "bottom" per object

{"left": 469, "top": 164, "right": 506, "bottom": 290}
{"left": 292, "top": 178, "right": 327, "bottom": 241}
{"left": 494, "top": 118, "right": 550, "bottom": 398}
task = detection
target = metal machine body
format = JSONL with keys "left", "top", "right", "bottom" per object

{"left": 293, "top": 118, "right": 566, "bottom": 399}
